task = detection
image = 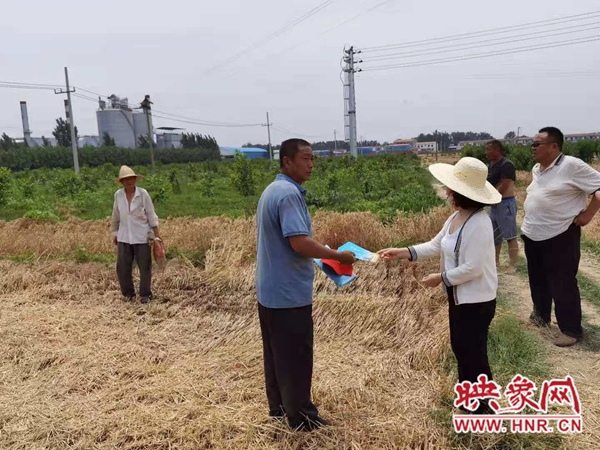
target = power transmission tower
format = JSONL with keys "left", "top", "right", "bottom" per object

{"left": 141, "top": 95, "right": 155, "bottom": 172}
{"left": 54, "top": 67, "right": 79, "bottom": 174}
{"left": 263, "top": 112, "right": 273, "bottom": 160}
{"left": 343, "top": 46, "right": 361, "bottom": 158}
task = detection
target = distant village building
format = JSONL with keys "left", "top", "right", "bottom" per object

{"left": 564, "top": 132, "right": 600, "bottom": 143}
{"left": 458, "top": 136, "right": 534, "bottom": 149}
{"left": 414, "top": 141, "right": 438, "bottom": 153}
{"left": 393, "top": 138, "right": 417, "bottom": 146}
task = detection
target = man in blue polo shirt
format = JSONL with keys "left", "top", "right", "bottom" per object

{"left": 256, "top": 138, "right": 356, "bottom": 431}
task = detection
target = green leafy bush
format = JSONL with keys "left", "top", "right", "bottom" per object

{"left": 198, "top": 171, "right": 216, "bottom": 197}
{"left": 23, "top": 210, "right": 60, "bottom": 222}
{"left": 231, "top": 152, "right": 256, "bottom": 197}
{"left": 142, "top": 174, "right": 172, "bottom": 204}
{"left": 0, "top": 167, "right": 12, "bottom": 206}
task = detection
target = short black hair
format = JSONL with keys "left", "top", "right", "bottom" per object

{"left": 538, "top": 126, "right": 564, "bottom": 150}
{"left": 451, "top": 191, "right": 488, "bottom": 210}
{"left": 486, "top": 139, "right": 505, "bottom": 155}
{"left": 279, "top": 138, "right": 311, "bottom": 168}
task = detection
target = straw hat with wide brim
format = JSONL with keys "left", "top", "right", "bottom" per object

{"left": 115, "top": 165, "right": 145, "bottom": 183}
{"left": 429, "top": 157, "right": 501, "bottom": 205}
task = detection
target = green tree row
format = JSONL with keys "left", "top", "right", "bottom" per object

{"left": 0, "top": 146, "right": 221, "bottom": 171}
{"left": 180, "top": 133, "right": 219, "bottom": 151}
{"left": 462, "top": 140, "right": 600, "bottom": 171}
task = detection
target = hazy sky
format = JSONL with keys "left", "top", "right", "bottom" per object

{"left": 1, "top": 0, "right": 599, "bottom": 146}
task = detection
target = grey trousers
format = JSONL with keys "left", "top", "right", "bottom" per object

{"left": 117, "top": 242, "right": 152, "bottom": 298}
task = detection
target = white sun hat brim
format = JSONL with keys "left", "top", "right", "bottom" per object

{"left": 429, "top": 163, "right": 502, "bottom": 205}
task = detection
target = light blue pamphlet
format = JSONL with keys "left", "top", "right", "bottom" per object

{"left": 314, "top": 242, "right": 377, "bottom": 288}
{"left": 336, "top": 242, "right": 379, "bottom": 262}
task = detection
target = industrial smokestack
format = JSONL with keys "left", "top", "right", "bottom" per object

{"left": 20, "top": 101, "right": 34, "bottom": 147}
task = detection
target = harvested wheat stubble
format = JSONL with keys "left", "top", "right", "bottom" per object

{"left": 0, "top": 207, "right": 468, "bottom": 449}
{"left": 0, "top": 206, "right": 451, "bottom": 261}
{"left": 0, "top": 250, "right": 458, "bottom": 450}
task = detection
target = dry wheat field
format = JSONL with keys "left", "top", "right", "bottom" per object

{"left": 1, "top": 194, "right": 599, "bottom": 449}
{"left": 1, "top": 208, "right": 476, "bottom": 450}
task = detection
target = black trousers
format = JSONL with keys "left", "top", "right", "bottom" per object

{"left": 448, "top": 288, "right": 496, "bottom": 383}
{"left": 522, "top": 224, "right": 582, "bottom": 338}
{"left": 117, "top": 242, "right": 152, "bottom": 298}
{"left": 257, "top": 303, "right": 319, "bottom": 427}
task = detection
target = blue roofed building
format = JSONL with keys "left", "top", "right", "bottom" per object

{"left": 220, "top": 147, "right": 269, "bottom": 160}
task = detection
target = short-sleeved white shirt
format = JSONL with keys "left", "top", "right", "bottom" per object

{"left": 522, "top": 154, "right": 600, "bottom": 242}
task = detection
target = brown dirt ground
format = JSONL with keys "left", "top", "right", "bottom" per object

{"left": 498, "top": 264, "right": 600, "bottom": 449}
{"left": 0, "top": 257, "right": 460, "bottom": 450}
{"left": 431, "top": 170, "right": 600, "bottom": 448}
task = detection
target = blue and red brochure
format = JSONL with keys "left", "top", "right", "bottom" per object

{"left": 314, "top": 242, "right": 379, "bottom": 288}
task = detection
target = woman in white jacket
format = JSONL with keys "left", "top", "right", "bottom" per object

{"left": 378, "top": 157, "right": 501, "bottom": 413}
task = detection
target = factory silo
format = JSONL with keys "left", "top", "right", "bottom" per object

{"left": 161, "top": 133, "right": 181, "bottom": 149}
{"left": 132, "top": 112, "right": 150, "bottom": 148}
{"left": 97, "top": 109, "right": 136, "bottom": 148}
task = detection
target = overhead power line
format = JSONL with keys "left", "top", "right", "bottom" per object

{"left": 361, "top": 22, "right": 600, "bottom": 62}
{"left": 0, "top": 80, "right": 62, "bottom": 89}
{"left": 316, "top": 0, "right": 397, "bottom": 38}
{"left": 69, "top": 85, "right": 265, "bottom": 128}
{"left": 219, "top": 0, "right": 399, "bottom": 82}
{"left": 199, "top": 0, "right": 335, "bottom": 77}
{"left": 361, "top": 10, "right": 600, "bottom": 52}
{"left": 151, "top": 108, "right": 264, "bottom": 128}
{"left": 152, "top": 113, "right": 263, "bottom": 128}
{"left": 72, "top": 93, "right": 99, "bottom": 103}
{"left": 271, "top": 124, "right": 328, "bottom": 139}
{"left": 361, "top": 35, "right": 600, "bottom": 71}
{"left": 0, "top": 84, "right": 56, "bottom": 91}
{"left": 73, "top": 86, "right": 108, "bottom": 98}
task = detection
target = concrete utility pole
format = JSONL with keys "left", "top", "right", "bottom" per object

{"left": 333, "top": 129, "right": 337, "bottom": 156}
{"left": 343, "top": 46, "right": 361, "bottom": 158}
{"left": 263, "top": 112, "right": 273, "bottom": 160}
{"left": 19, "top": 101, "right": 34, "bottom": 147}
{"left": 141, "top": 95, "right": 155, "bottom": 172}
{"left": 54, "top": 67, "right": 79, "bottom": 173}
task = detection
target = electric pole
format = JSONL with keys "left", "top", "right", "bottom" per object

{"left": 343, "top": 46, "right": 362, "bottom": 158}
{"left": 54, "top": 67, "right": 79, "bottom": 174}
{"left": 263, "top": 112, "right": 273, "bottom": 160}
{"left": 141, "top": 95, "right": 155, "bottom": 172}
{"left": 333, "top": 129, "right": 337, "bottom": 157}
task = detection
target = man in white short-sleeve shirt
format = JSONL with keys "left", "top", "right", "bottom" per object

{"left": 522, "top": 127, "right": 600, "bottom": 347}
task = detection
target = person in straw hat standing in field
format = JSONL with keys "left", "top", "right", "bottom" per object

{"left": 111, "top": 165, "right": 161, "bottom": 304}
{"left": 256, "top": 138, "right": 356, "bottom": 431}
{"left": 378, "top": 157, "right": 501, "bottom": 414}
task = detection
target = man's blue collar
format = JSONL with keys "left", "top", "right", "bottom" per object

{"left": 276, "top": 174, "right": 306, "bottom": 194}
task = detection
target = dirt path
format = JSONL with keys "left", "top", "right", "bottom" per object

{"left": 498, "top": 267, "right": 600, "bottom": 448}
{"left": 578, "top": 250, "right": 600, "bottom": 288}
{"left": 431, "top": 174, "right": 600, "bottom": 446}
{"left": 503, "top": 245, "right": 600, "bottom": 328}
